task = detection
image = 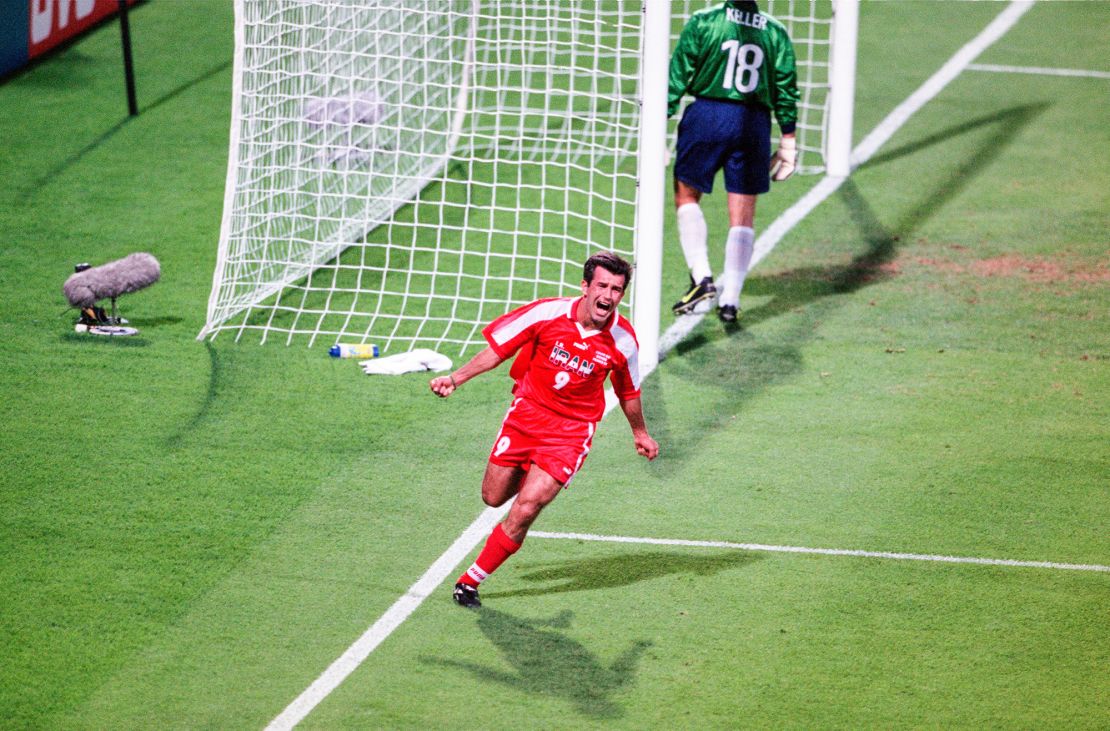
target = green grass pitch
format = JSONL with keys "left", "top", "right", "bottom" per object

{"left": 0, "top": 1, "right": 1107, "bottom": 728}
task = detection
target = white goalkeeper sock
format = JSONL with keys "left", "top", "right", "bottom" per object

{"left": 676, "top": 203, "right": 713, "bottom": 283}
{"left": 719, "top": 226, "right": 755, "bottom": 308}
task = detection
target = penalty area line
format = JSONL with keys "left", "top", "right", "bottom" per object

{"left": 968, "top": 63, "right": 1110, "bottom": 80}
{"left": 265, "top": 3, "right": 1038, "bottom": 728}
{"left": 530, "top": 531, "right": 1110, "bottom": 574}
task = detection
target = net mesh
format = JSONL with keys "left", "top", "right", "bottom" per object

{"left": 203, "top": 0, "right": 837, "bottom": 352}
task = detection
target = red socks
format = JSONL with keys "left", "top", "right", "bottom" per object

{"left": 458, "top": 523, "right": 522, "bottom": 587}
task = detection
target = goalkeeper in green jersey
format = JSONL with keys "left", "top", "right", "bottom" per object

{"left": 668, "top": 0, "right": 800, "bottom": 322}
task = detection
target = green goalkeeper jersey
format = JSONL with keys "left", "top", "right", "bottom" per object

{"left": 668, "top": 0, "right": 799, "bottom": 131}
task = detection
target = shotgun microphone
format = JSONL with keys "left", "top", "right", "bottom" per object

{"left": 63, "top": 252, "right": 160, "bottom": 333}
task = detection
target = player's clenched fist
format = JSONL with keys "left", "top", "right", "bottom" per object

{"left": 429, "top": 374, "right": 456, "bottom": 397}
{"left": 635, "top": 433, "right": 659, "bottom": 461}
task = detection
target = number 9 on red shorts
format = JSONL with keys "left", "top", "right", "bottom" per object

{"left": 489, "top": 398, "right": 596, "bottom": 485}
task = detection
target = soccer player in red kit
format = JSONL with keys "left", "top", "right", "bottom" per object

{"left": 430, "top": 251, "right": 659, "bottom": 608}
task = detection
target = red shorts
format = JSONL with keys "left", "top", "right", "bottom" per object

{"left": 488, "top": 397, "right": 595, "bottom": 485}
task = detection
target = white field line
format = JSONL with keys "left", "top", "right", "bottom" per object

{"left": 264, "top": 507, "right": 506, "bottom": 731}
{"left": 266, "top": 3, "right": 1036, "bottom": 728}
{"left": 530, "top": 531, "right": 1110, "bottom": 574}
{"left": 850, "top": 0, "right": 1034, "bottom": 168}
{"left": 968, "top": 63, "right": 1110, "bottom": 79}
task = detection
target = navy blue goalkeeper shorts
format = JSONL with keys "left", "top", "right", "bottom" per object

{"left": 674, "top": 97, "right": 772, "bottom": 196}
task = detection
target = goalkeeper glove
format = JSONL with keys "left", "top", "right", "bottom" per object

{"left": 770, "top": 136, "right": 797, "bottom": 181}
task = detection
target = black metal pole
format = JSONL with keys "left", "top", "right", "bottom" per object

{"left": 118, "top": 0, "right": 138, "bottom": 116}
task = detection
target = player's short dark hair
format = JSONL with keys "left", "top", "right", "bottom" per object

{"left": 583, "top": 251, "right": 632, "bottom": 287}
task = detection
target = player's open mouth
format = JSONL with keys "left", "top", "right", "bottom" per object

{"left": 596, "top": 300, "right": 612, "bottom": 313}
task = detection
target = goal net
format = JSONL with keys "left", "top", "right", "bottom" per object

{"left": 200, "top": 0, "right": 851, "bottom": 359}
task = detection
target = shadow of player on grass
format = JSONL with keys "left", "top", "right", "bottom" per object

{"left": 486, "top": 549, "right": 758, "bottom": 600}
{"left": 646, "top": 103, "right": 1047, "bottom": 473}
{"left": 424, "top": 608, "right": 651, "bottom": 720}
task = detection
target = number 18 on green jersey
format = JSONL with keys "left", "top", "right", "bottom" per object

{"left": 668, "top": 0, "right": 799, "bottom": 132}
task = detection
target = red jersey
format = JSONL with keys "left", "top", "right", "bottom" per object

{"left": 483, "top": 297, "right": 642, "bottom": 423}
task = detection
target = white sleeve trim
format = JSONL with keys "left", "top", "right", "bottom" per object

{"left": 489, "top": 298, "right": 573, "bottom": 347}
{"left": 610, "top": 322, "right": 641, "bottom": 391}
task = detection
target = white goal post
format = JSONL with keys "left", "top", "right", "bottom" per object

{"left": 200, "top": 0, "right": 858, "bottom": 374}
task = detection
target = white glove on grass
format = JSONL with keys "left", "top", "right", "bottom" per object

{"left": 770, "top": 136, "right": 797, "bottom": 181}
